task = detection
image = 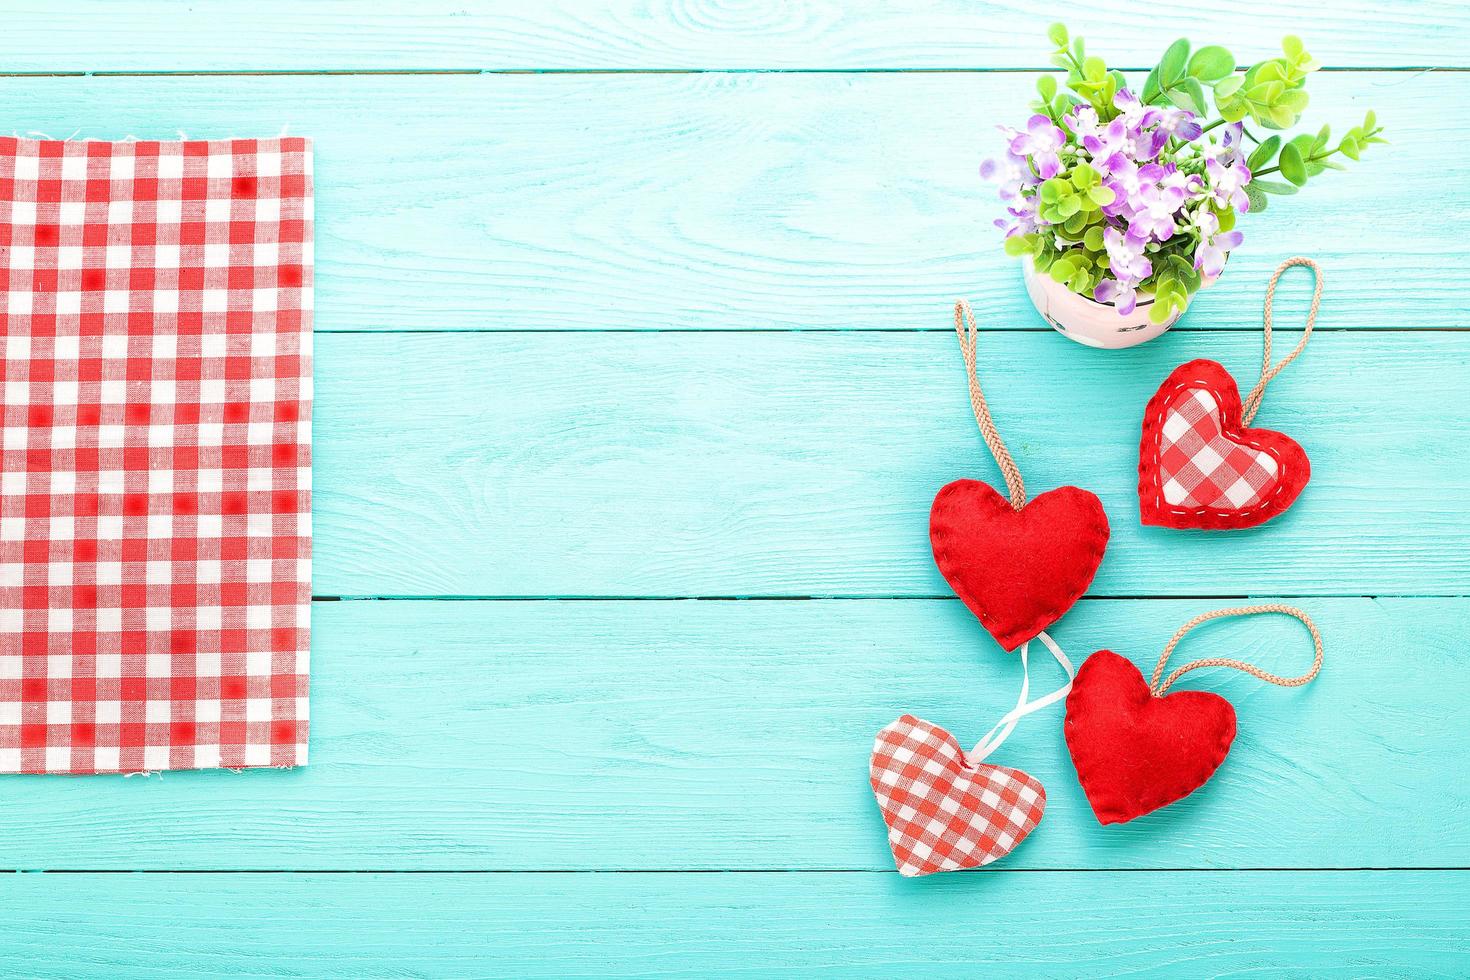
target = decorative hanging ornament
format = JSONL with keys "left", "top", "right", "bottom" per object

{"left": 1138, "top": 257, "right": 1323, "bottom": 530}
{"left": 1063, "top": 604, "right": 1324, "bottom": 825}
{"left": 870, "top": 301, "right": 1106, "bottom": 876}
{"left": 931, "top": 301, "right": 1110, "bottom": 651}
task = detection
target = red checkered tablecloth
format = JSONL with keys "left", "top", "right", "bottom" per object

{"left": 0, "top": 137, "right": 312, "bottom": 774}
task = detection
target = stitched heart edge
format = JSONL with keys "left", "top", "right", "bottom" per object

{"left": 930, "top": 481, "right": 1110, "bottom": 651}
{"left": 1063, "top": 651, "right": 1238, "bottom": 825}
{"left": 1137, "top": 359, "right": 1311, "bottom": 530}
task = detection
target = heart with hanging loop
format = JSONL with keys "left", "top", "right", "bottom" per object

{"left": 868, "top": 301, "right": 1097, "bottom": 875}
{"left": 1137, "top": 257, "right": 1323, "bottom": 531}
{"left": 1064, "top": 604, "right": 1324, "bottom": 825}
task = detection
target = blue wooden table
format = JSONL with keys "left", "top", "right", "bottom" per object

{"left": 3, "top": 3, "right": 1469, "bottom": 975}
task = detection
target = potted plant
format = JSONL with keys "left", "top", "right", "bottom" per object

{"left": 982, "top": 25, "right": 1384, "bottom": 348}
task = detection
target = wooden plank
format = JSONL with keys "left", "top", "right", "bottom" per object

{"left": 4, "top": 1, "right": 1467, "bottom": 71}
{"left": 0, "top": 597, "right": 1462, "bottom": 870}
{"left": 0, "top": 71, "right": 1458, "bottom": 332}
{"left": 312, "top": 331, "right": 1470, "bottom": 598}
{"left": 0, "top": 870, "right": 1465, "bottom": 976}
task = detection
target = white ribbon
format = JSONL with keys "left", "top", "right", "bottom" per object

{"left": 966, "top": 631, "right": 1075, "bottom": 766}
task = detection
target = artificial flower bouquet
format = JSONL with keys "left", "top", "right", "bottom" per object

{"left": 984, "top": 25, "right": 1383, "bottom": 337}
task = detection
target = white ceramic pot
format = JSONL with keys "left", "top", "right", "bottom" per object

{"left": 1022, "top": 257, "right": 1219, "bottom": 349}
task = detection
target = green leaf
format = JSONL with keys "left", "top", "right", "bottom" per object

{"left": 1247, "top": 135, "right": 1281, "bottom": 171}
{"left": 1082, "top": 55, "right": 1107, "bottom": 83}
{"left": 1340, "top": 135, "right": 1361, "bottom": 160}
{"left": 1254, "top": 60, "right": 1287, "bottom": 85}
{"left": 1171, "top": 77, "right": 1209, "bottom": 115}
{"left": 1047, "top": 22, "right": 1069, "bottom": 47}
{"left": 1037, "top": 74, "right": 1058, "bottom": 101}
{"left": 1245, "top": 183, "right": 1268, "bottom": 213}
{"left": 1003, "top": 235, "right": 1033, "bottom": 257}
{"left": 1167, "top": 254, "right": 1201, "bottom": 291}
{"left": 1159, "top": 38, "right": 1190, "bottom": 86}
{"left": 1251, "top": 178, "right": 1298, "bottom": 195}
{"left": 1142, "top": 66, "right": 1162, "bottom": 103}
{"left": 1279, "top": 143, "right": 1308, "bottom": 186}
{"left": 1282, "top": 34, "right": 1304, "bottom": 59}
{"left": 1049, "top": 52, "right": 1073, "bottom": 70}
{"left": 1149, "top": 290, "right": 1182, "bottom": 325}
{"left": 1087, "top": 185, "right": 1115, "bottom": 206}
{"left": 1287, "top": 133, "right": 1316, "bottom": 157}
{"left": 1364, "top": 109, "right": 1377, "bottom": 131}
{"left": 1219, "top": 99, "right": 1248, "bottom": 122}
{"left": 1082, "top": 226, "right": 1105, "bottom": 250}
{"left": 1313, "top": 124, "right": 1331, "bottom": 151}
{"left": 1187, "top": 45, "right": 1235, "bottom": 82}
{"left": 1278, "top": 88, "right": 1309, "bottom": 113}
{"left": 1247, "top": 80, "right": 1286, "bottom": 104}
{"left": 1267, "top": 103, "right": 1297, "bottom": 128}
{"left": 1213, "top": 75, "right": 1244, "bottom": 99}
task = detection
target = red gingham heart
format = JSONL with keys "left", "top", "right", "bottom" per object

{"left": 1138, "top": 359, "right": 1309, "bottom": 530}
{"left": 869, "top": 715, "right": 1045, "bottom": 876}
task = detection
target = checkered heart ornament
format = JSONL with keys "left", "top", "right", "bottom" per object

{"left": 870, "top": 301, "right": 1107, "bottom": 876}
{"left": 1139, "top": 258, "right": 1323, "bottom": 530}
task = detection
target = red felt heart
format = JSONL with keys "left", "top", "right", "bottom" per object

{"left": 930, "top": 480, "right": 1109, "bottom": 651}
{"left": 871, "top": 715, "right": 1046, "bottom": 876}
{"left": 1138, "top": 359, "right": 1309, "bottom": 530}
{"left": 1063, "top": 650, "right": 1237, "bottom": 825}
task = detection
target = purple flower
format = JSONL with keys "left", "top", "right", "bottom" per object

{"left": 1206, "top": 155, "right": 1252, "bottom": 213}
{"left": 1157, "top": 162, "right": 1204, "bottom": 197}
{"left": 1203, "top": 123, "right": 1245, "bottom": 166}
{"left": 1155, "top": 106, "right": 1203, "bottom": 141}
{"left": 1003, "top": 114, "right": 1066, "bottom": 179}
{"left": 1082, "top": 118, "right": 1130, "bottom": 171}
{"left": 1101, "top": 160, "right": 1164, "bottom": 218}
{"left": 1065, "top": 104, "right": 1102, "bottom": 143}
{"left": 1132, "top": 128, "right": 1170, "bottom": 162}
{"left": 980, "top": 148, "right": 1035, "bottom": 200}
{"left": 1128, "top": 182, "right": 1189, "bottom": 241}
{"left": 993, "top": 194, "right": 1040, "bottom": 238}
{"left": 1094, "top": 277, "right": 1141, "bottom": 316}
{"left": 1103, "top": 225, "right": 1153, "bottom": 283}
{"left": 1113, "top": 88, "right": 1146, "bottom": 122}
{"left": 1191, "top": 209, "right": 1244, "bottom": 278}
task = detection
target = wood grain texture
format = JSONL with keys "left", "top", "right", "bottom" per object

{"left": 4, "top": 1, "right": 1467, "bottom": 71}
{"left": 312, "top": 330, "right": 1470, "bottom": 598}
{"left": 0, "top": 72, "right": 1457, "bottom": 332}
{"left": 0, "top": 598, "right": 1461, "bottom": 871}
{"left": 2, "top": 7, "right": 1466, "bottom": 971}
{"left": 1, "top": 870, "right": 1465, "bottom": 977}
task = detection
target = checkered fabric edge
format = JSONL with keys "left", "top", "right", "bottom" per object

{"left": 870, "top": 715, "right": 1045, "bottom": 876}
{"left": 1, "top": 136, "right": 312, "bottom": 774}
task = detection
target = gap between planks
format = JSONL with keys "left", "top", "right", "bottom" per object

{"left": 313, "top": 327, "right": 1470, "bottom": 335}
{"left": 8, "top": 867, "right": 1470, "bottom": 874}
{"left": 0, "top": 67, "right": 1460, "bottom": 78}
{"left": 310, "top": 594, "right": 1468, "bottom": 601}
